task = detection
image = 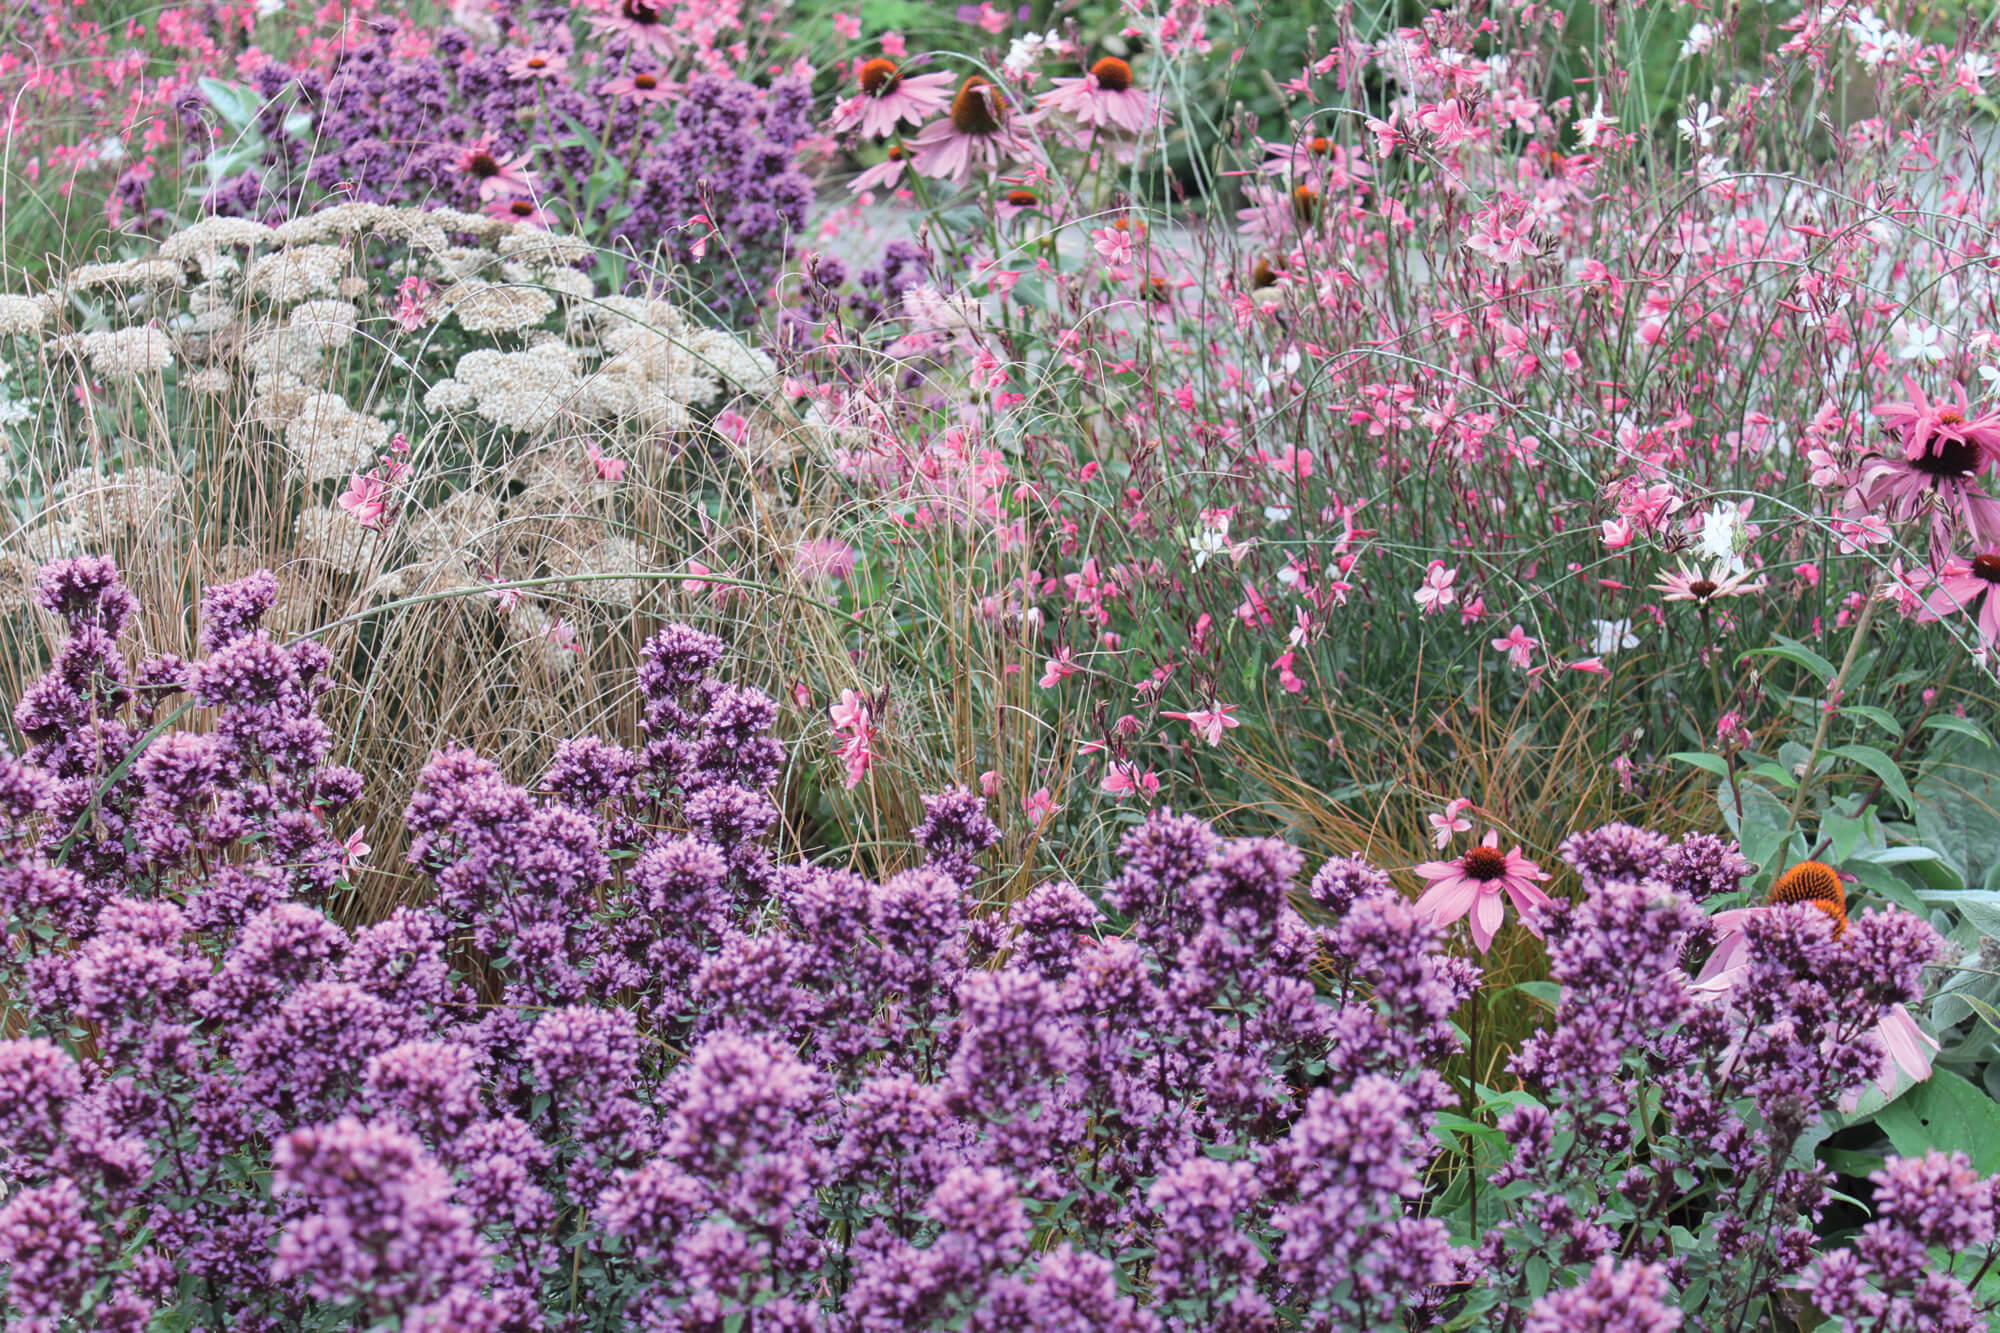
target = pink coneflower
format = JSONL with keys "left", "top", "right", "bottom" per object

{"left": 586, "top": 0, "right": 676, "bottom": 57}
{"left": 793, "top": 537, "right": 859, "bottom": 583}
{"left": 603, "top": 69, "right": 678, "bottom": 103}
{"left": 907, "top": 76, "right": 1030, "bottom": 185}
{"left": 505, "top": 47, "right": 568, "bottom": 81}
{"left": 485, "top": 195, "right": 552, "bottom": 227}
{"left": 1872, "top": 376, "right": 2000, "bottom": 464}
{"left": 848, "top": 144, "right": 910, "bottom": 195}
{"left": 1917, "top": 548, "right": 2000, "bottom": 649}
{"left": 1848, "top": 383, "right": 2000, "bottom": 556}
{"left": 1035, "top": 56, "right": 1161, "bottom": 135}
{"left": 1651, "top": 561, "right": 1767, "bottom": 605}
{"left": 456, "top": 136, "right": 537, "bottom": 201}
{"left": 1691, "top": 870, "right": 1938, "bottom": 1106}
{"left": 831, "top": 58, "right": 956, "bottom": 140}
{"left": 1413, "top": 830, "right": 1554, "bottom": 953}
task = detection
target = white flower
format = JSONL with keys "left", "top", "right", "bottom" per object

{"left": 1891, "top": 318, "right": 1948, "bottom": 364}
{"left": 1188, "top": 527, "right": 1227, "bottom": 570}
{"left": 1698, "top": 503, "right": 1747, "bottom": 574}
{"left": 1574, "top": 99, "right": 1619, "bottom": 148}
{"left": 1003, "top": 30, "right": 1066, "bottom": 75}
{"left": 1592, "top": 618, "right": 1640, "bottom": 656}
{"left": 1680, "top": 21, "right": 1716, "bottom": 59}
{"left": 95, "top": 137, "right": 127, "bottom": 164}
{"left": 1676, "top": 101, "right": 1724, "bottom": 148}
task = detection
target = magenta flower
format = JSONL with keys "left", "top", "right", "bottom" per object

{"left": 1162, "top": 702, "right": 1240, "bottom": 746}
{"left": 336, "top": 473, "right": 390, "bottom": 529}
{"left": 1413, "top": 830, "right": 1553, "bottom": 952}
{"left": 1035, "top": 57, "right": 1162, "bottom": 135}
{"left": 1490, "top": 624, "right": 1539, "bottom": 670}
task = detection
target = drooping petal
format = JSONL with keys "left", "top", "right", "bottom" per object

{"left": 1469, "top": 884, "right": 1506, "bottom": 953}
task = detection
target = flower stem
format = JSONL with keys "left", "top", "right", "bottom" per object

{"left": 1781, "top": 586, "right": 1881, "bottom": 845}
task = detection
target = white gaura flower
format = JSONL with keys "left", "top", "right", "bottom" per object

{"left": 1890, "top": 318, "right": 1948, "bottom": 364}
{"left": 1592, "top": 618, "right": 1639, "bottom": 656}
{"left": 1698, "top": 503, "right": 1748, "bottom": 575}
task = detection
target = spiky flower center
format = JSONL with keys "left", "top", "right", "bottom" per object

{"left": 951, "top": 77, "right": 1005, "bottom": 135}
{"left": 1252, "top": 257, "right": 1279, "bottom": 288}
{"left": 1462, "top": 845, "right": 1510, "bottom": 882}
{"left": 1005, "top": 189, "right": 1038, "bottom": 207}
{"left": 859, "top": 58, "right": 901, "bottom": 96}
{"left": 1770, "top": 859, "right": 1847, "bottom": 935}
{"left": 1292, "top": 185, "right": 1320, "bottom": 222}
{"left": 633, "top": 73, "right": 660, "bottom": 91}
{"left": 1689, "top": 578, "right": 1718, "bottom": 599}
{"left": 1910, "top": 436, "right": 1981, "bottom": 481}
{"left": 505, "top": 199, "right": 536, "bottom": 218}
{"left": 1974, "top": 553, "right": 2000, "bottom": 583}
{"left": 524, "top": 55, "right": 551, "bottom": 70}
{"left": 467, "top": 151, "right": 501, "bottom": 178}
{"left": 1090, "top": 56, "right": 1133, "bottom": 91}
{"left": 1309, "top": 136, "right": 1332, "bottom": 154}
{"left": 621, "top": 0, "right": 663, "bottom": 25}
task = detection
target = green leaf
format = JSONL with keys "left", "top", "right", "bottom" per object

{"left": 1746, "top": 637, "right": 1837, "bottom": 685}
{"left": 1830, "top": 743, "right": 1916, "bottom": 815}
{"left": 1922, "top": 714, "right": 1995, "bottom": 749}
{"left": 1842, "top": 704, "right": 1904, "bottom": 739}
{"left": 1670, "top": 751, "right": 1730, "bottom": 780}
{"left": 1875, "top": 1069, "right": 2000, "bottom": 1174}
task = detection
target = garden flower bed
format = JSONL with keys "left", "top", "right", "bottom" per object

{"left": 1, "top": 0, "right": 1999, "bottom": 1327}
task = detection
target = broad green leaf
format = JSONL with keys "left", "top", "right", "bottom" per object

{"left": 1875, "top": 1068, "right": 2000, "bottom": 1174}
{"left": 1830, "top": 743, "right": 1915, "bottom": 815}
{"left": 1746, "top": 637, "right": 1837, "bottom": 685}
{"left": 1842, "top": 704, "right": 1904, "bottom": 739}
{"left": 1922, "top": 714, "right": 1996, "bottom": 749}
{"left": 1670, "top": 750, "right": 1730, "bottom": 780}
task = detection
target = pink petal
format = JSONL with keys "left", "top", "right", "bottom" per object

{"left": 1414, "top": 875, "right": 1479, "bottom": 927}
{"left": 1469, "top": 886, "right": 1505, "bottom": 953}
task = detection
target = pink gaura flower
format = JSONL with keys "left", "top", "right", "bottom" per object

{"left": 1101, "top": 761, "right": 1162, "bottom": 800}
{"left": 1490, "top": 624, "right": 1539, "bottom": 670}
{"left": 1427, "top": 797, "right": 1473, "bottom": 850}
{"left": 587, "top": 442, "right": 627, "bottom": 482}
{"left": 832, "top": 59, "right": 957, "bottom": 139}
{"left": 455, "top": 136, "right": 537, "bottom": 201}
{"left": 543, "top": 617, "right": 583, "bottom": 655}
{"left": 907, "top": 76, "right": 1031, "bottom": 185}
{"left": 1413, "top": 830, "right": 1554, "bottom": 953}
{"left": 1035, "top": 56, "right": 1162, "bottom": 135}
{"left": 1162, "top": 703, "right": 1240, "bottom": 746}
{"left": 336, "top": 473, "right": 391, "bottom": 529}
{"left": 793, "top": 537, "right": 859, "bottom": 584}
{"left": 829, "top": 689, "right": 877, "bottom": 789}
{"left": 1413, "top": 560, "right": 1457, "bottom": 614}
{"left": 340, "top": 827, "right": 370, "bottom": 871}
{"left": 1038, "top": 646, "right": 1078, "bottom": 689}
{"left": 1021, "top": 788, "right": 1058, "bottom": 824}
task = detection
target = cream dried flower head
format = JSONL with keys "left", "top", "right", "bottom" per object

{"left": 73, "top": 327, "right": 174, "bottom": 381}
{"left": 439, "top": 281, "right": 557, "bottom": 335}
{"left": 287, "top": 300, "right": 360, "bottom": 350}
{"left": 284, "top": 393, "right": 391, "bottom": 483}
{"left": 0, "top": 295, "right": 48, "bottom": 337}
{"left": 248, "top": 245, "right": 347, "bottom": 303}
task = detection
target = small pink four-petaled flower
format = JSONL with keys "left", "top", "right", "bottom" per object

{"left": 1162, "top": 703, "right": 1241, "bottom": 746}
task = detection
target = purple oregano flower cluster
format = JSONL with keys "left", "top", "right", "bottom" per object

{"left": 0, "top": 557, "right": 1993, "bottom": 1331}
